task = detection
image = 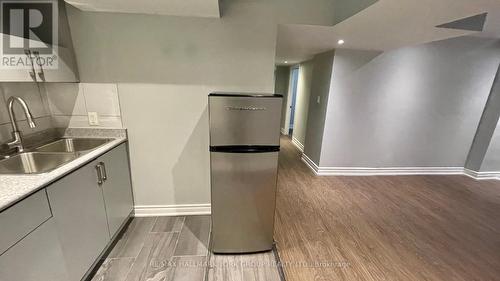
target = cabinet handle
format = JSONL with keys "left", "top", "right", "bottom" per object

{"left": 24, "top": 50, "right": 37, "bottom": 81}
{"left": 95, "top": 163, "right": 104, "bottom": 185}
{"left": 99, "top": 162, "right": 108, "bottom": 181}
{"left": 33, "top": 51, "right": 45, "bottom": 82}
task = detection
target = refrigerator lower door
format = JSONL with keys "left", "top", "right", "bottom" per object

{"left": 210, "top": 151, "right": 278, "bottom": 253}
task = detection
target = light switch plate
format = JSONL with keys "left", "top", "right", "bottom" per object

{"left": 88, "top": 112, "right": 100, "bottom": 126}
{"left": 316, "top": 96, "right": 321, "bottom": 104}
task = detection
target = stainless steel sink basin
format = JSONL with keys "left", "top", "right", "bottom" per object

{"left": 35, "top": 138, "right": 112, "bottom": 153}
{"left": 0, "top": 152, "right": 77, "bottom": 174}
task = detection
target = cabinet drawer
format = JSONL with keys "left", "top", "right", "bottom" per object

{"left": 0, "top": 189, "right": 52, "bottom": 255}
{"left": 0, "top": 219, "right": 69, "bottom": 281}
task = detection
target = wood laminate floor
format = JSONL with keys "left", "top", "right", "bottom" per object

{"left": 274, "top": 136, "right": 500, "bottom": 281}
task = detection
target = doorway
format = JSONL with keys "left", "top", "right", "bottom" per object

{"left": 288, "top": 67, "right": 299, "bottom": 136}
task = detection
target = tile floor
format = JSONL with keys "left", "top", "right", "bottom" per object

{"left": 90, "top": 215, "right": 282, "bottom": 281}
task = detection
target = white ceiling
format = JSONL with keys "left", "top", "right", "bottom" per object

{"left": 65, "top": 0, "right": 220, "bottom": 18}
{"left": 276, "top": 0, "right": 500, "bottom": 64}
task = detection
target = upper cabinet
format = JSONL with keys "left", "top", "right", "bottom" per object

{"left": 0, "top": 0, "right": 79, "bottom": 82}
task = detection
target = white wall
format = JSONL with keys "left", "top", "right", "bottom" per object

{"left": 481, "top": 122, "right": 500, "bottom": 172}
{"left": 318, "top": 36, "right": 500, "bottom": 168}
{"left": 475, "top": 66, "right": 500, "bottom": 172}
{"left": 291, "top": 61, "right": 314, "bottom": 149}
{"left": 303, "top": 51, "right": 335, "bottom": 164}
{"left": 464, "top": 64, "right": 500, "bottom": 172}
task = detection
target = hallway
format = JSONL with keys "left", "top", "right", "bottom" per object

{"left": 274, "top": 136, "right": 500, "bottom": 281}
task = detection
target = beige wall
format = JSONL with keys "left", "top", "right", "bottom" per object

{"left": 66, "top": 3, "right": 277, "bottom": 89}
{"left": 67, "top": 2, "right": 276, "bottom": 210}
{"left": 118, "top": 84, "right": 211, "bottom": 207}
{"left": 119, "top": 82, "right": 280, "bottom": 210}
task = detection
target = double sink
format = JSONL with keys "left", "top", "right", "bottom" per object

{"left": 0, "top": 138, "right": 112, "bottom": 174}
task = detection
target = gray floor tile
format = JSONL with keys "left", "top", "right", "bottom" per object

{"left": 240, "top": 252, "right": 281, "bottom": 281}
{"left": 164, "top": 256, "right": 206, "bottom": 281}
{"left": 91, "top": 216, "right": 282, "bottom": 281}
{"left": 91, "top": 258, "right": 135, "bottom": 281}
{"left": 174, "top": 216, "right": 210, "bottom": 256}
{"left": 207, "top": 252, "right": 281, "bottom": 281}
{"left": 124, "top": 232, "right": 178, "bottom": 281}
{"left": 207, "top": 255, "right": 243, "bottom": 281}
{"left": 108, "top": 218, "right": 156, "bottom": 258}
{"left": 151, "top": 216, "right": 185, "bottom": 233}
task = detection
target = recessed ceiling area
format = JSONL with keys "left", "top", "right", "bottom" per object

{"left": 331, "top": 0, "right": 379, "bottom": 25}
{"left": 65, "top": 0, "right": 221, "bottom": 18}
{"left": 436, "top": 13, "right": 488, "bottom": 32}
{"left": 276, "top": 0, "right": 500, "bottom": 64}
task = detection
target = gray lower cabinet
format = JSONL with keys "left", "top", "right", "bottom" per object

{"left": 99, "top": 143, "right": 134, "bottom": 237}
{"left": 0, "top": 189, "right": 51, "bottom": 255}
{"left": 0, "top": 143, "right": 133, "bottom": 281}
{"left": 0, "top": 219, "right": 70, "bottom": 281}
{"left": 47, "top": 159, "right": 111, "bottom": 281}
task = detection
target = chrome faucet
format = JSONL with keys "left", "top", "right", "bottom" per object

{"left": 5, "top": 96, "right": 37, "bottom": 152}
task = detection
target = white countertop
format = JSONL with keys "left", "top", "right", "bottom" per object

{"left": 0, "top": 138, "right": 127, "bottom": 212}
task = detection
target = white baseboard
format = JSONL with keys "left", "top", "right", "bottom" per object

{"left": 302, "top": 154, "right": 498, "bottom": 180}
{"left": 134, "top": 204, "right": 211, "bottom": 217}
{"left": 280, "top": 128, "right": 288, "bottom": 135}
{"left": 291, "top": 136, "right": 304, "bottom": 152}
{"left": 301, "top": 154, "right": 320, "bottom": 175}
{"left": 463, "top": 169, "right": 500, "bottom": 180}
{"left": 314, "top": 166, "right": 464, "bottom": 176}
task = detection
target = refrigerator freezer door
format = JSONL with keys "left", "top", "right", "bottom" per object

{"left": 210, "top": 151, "right": 278, "bottom": 253}
{"left": 209, "top": 96, "right": 282, "bottom": 146}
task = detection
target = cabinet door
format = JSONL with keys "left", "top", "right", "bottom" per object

{"left": 100, "top": 143, "right": 134, "bottom": 237}
{"left": 47, "top": 160, "right": 110, "bottom": 281}
{"left": 0, "top": 219, "right": 70, "bottom": 281}
{"left": 0, "top": 35, "right": 36, "bottom": 82}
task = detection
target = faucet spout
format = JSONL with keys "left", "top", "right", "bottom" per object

{"left": 8, "top": 96, "right": 36, "bottom": 131}
{"left": 4, "top": 96, "right": 37, "bottom": 152}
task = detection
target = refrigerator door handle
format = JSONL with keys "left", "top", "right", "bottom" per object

{"left": 210, "top": 145, "right": 280, "bottom": 153}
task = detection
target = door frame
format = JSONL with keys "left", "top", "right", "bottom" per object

{"left": 283, "top": 65, "right": 299, "bottom": 136}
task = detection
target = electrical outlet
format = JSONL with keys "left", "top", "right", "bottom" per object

{"left": 88, "top": 112, "right": 100, "bottom": 126}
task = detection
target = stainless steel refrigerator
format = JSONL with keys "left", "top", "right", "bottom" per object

{"left": 209, "top": 93, "right": 283, "bottom": 253}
